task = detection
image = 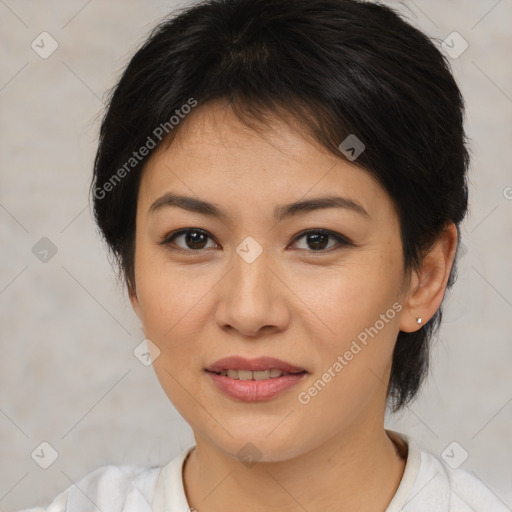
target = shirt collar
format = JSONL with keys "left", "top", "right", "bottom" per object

{"left": 152, "top": 430, "right": 433, "bottom": 512}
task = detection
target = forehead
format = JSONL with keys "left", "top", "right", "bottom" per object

{"left": 137, "top": 101, "right": 389, "bottom": 219}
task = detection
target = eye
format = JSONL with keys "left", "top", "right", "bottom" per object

{"left": 290, "top": 229, "right": 353, "bottom": 252}
{"left": 159, "top": 228, "right": 353, "bottom": 253}
{"left": 160, "top": 228, "right": 218, "bottom": 251}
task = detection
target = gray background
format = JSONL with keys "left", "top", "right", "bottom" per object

{"left": 1, "top": 0, "right": 511, "bottom": 510}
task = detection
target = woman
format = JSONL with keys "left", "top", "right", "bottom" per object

{"left": 19, "top": 0, "right": 507, "bottom": 510}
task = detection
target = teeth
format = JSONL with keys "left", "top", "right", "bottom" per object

{"left": 218, "top": 368, "right": 292, "bottom": 380}
{"left": 238, "top": 369, "right": 254, "bottom": 380}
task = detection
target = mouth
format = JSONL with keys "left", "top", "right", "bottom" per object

{"left": 205, "top": 355, "right": 308, "bottom": 378}
{"left": 204, "top": 356, "right": 308, "bottom": 401}
{"left": 205, "top": 368, "right": 307, "bottom": 380}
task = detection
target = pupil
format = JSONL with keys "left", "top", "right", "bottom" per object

{"left": 308, "top": 233, "right": 328, "bottom": 250}
{"left": 183, "top": 231, "right": 329, "bottom": 250}
{"left": 187, "top": 231, "right": 206, "bottom": 249}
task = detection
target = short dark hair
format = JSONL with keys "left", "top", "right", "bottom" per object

{"left": 91, "top": 0, "right": 469, "bottom": 412}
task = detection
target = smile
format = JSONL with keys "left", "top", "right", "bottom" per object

{"left": 208, "top": 369, "right": 305, "bottom": 380}
{"left": 205, "top": 369, "right": 307, "bottom": 401}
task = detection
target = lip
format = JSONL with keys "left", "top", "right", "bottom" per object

{"left": 205, "top": 356, "right": 307, "bottom": 374}
{"left": 204, "top": 356, "right": 308, "bottom": 402}
{"left": 205, "top": 371, "right": 307, "bottom": 401}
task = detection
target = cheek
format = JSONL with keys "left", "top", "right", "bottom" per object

{"left": 136, "top": 271, "right": 209, "bottom": 346}
{"left": 292, "top": 253, "right": 403, "bottom": 404}
{"left": 133, "top": 238, "right": 209, "bottom": 331}
{"left": 295, "top": 252, "right": 404, "bottom": 342}
{"left": 135, "top": 239, "right": 404, "bottom": 353}
{"left": 280, "top": 262, "right": 403, "bottom": 448}
{"left": 134, "top": 264, "right": 210, "bottom": 410}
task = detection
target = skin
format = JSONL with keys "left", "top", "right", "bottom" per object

{"left": 129, "top": 99, "right": 458, "bottom": 512}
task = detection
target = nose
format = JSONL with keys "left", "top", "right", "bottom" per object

{"left": 215, "top": 242, "right": 290, "bottom": 337}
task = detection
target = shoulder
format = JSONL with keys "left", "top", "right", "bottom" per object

{"left": 408, "top": 447, "right": 508, "bottom": 512}
{"left": 17, "top": 463, "right": 162, "bottom": 512}
{"left": 386, "top": 430, "right": 508, "bottom": 512}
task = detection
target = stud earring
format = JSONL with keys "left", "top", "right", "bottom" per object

{"left": 416, "top": 317, "right": 422, "bottom": 324}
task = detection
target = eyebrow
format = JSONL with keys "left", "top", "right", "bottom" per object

{"left": 148, "top": 193, "right": 369, "bottom": 221}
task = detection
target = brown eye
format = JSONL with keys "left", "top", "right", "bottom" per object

{"left": 160, "top": 228, "right": 352, "bottom": 254}
{"left": 161, "top": 228, "right": 217, "bottom": 251}
{"left": 291, "top": 229, "right": 352, "bottom": 252}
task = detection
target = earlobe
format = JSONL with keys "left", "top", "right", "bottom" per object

{"left": 399, "top": 223, "right": 458, "bottom": 333}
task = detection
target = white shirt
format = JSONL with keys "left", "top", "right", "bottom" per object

{"left": 18, "top": 431, "right": 508, "bottom": 512}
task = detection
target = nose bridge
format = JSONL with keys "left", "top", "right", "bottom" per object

{"left": 231, "top": 235, "right": 273, "bottom": 301}
{"left": 216, "top": 236, "right": 287, "bottom": 335}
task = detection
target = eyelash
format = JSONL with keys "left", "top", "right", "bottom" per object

{"left": 159, "top": 228, "right": 354, "bottom": 254}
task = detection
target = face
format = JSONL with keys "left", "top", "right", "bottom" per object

{"left": 130, "top": 100, "right": 410, "bottom": 461}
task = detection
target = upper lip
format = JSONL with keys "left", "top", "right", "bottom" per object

{"left": 205, "top": 356, "right": 307, "bottom": 374}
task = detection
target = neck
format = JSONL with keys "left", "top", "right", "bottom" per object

{"left": 183, "top": 420, "right": 407, "bottom": 512}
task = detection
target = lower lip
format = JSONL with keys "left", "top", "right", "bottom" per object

{"left": 205, "top": 371, "right": 307, "bottom": 401}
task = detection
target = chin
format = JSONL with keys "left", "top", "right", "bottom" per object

{"left": 204, "top": 428, "right": 311, "bottom": 464}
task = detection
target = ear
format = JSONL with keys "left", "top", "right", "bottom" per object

{"left": 128, "top": 284, "right": 142, "bottom": 319}
{"left": 399, "top": 222, "right": 458, "bottom": 333}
